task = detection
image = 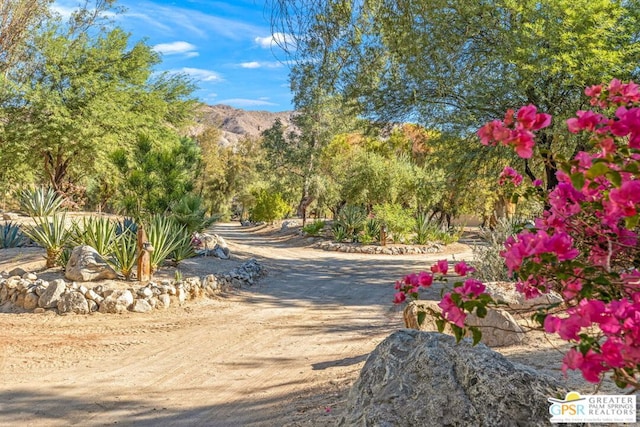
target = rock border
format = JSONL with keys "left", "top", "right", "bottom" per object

{"left": 0, "top": 259, "right": 266, "bottom": 315}
{"left": 314, "top": 241, "right": 443, "bottom": 255}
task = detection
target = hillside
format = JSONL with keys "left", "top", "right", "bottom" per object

{"left": 191, "top": 104, "right": 296, "bottom": 146}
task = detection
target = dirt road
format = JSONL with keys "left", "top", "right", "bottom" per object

{"left": 0, "top": 223, "right": 474, "bottom": 426}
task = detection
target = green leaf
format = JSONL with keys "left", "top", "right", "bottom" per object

{"left": 605, "top": 170, "right": 622, "bottom": 187}
{"left": 625, "top": 215, "right": 639, "bottom": 229}
{"left": 475, "top": 305, "right": 488, "bottom": 318}
{"left": 470, "top": 327, "right": 482, "bottom": 345}
{"left": 435, "top": 318, "right": 446, "bottom": 333}
{"left": 585, "top": 162, "right": 609, "bottom": 179}
{"left": 452, "top": 325, "right": 464, "bottom": 342}
{"left": 570, "top": 172, "right": 585, "bottom": 190}
{"left": 417, "top": 311, "right": 426, "bottom": 326}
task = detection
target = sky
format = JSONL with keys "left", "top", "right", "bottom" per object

{"left": 54, "top": 0, "right": 294, "bottom": 112}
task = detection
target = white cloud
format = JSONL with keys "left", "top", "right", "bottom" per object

{"left": 239, "top": 61, "right": 283, "bottom": 69}
{"left": 240, "top": 61, "right": 261, "bottom": 69}
{"left": 153, "top": 41, "right": 198, "bottom": 56}
{"left": 255, "top": 32, "right": 296, "bottom": 49}
{"left": 178, "top": 68, "right": 223, "bottom": 82}
{"left": 217, "top": 98, "right": 278, "bottom": 108}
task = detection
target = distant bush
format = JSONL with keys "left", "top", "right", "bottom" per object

{"left": 0, "top": 222, "right": 26, "bottom": 248}
{"left": 250, "top": 189, "right": 289, "bottom": 223}
{"left": 302, "top": 220, "right": 325, "bottom": 236}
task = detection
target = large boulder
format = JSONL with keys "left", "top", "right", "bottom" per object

{"left": 340, "top": 330, "right": 566, "bottom": 427}
{"left": 65, "top": 245, "right": 118, "bottom": 282}
{"left": 484, "top": 282, "right": 563, "bottom": 311}
{"left": 404, "top": 300, "right": 525, "bottom": 347}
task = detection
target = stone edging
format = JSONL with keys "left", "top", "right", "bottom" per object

{"left": 314, "top": 241, "right": 443, "bottom": 255}
{"left": 0, "top": 259, "right": 266, "bottom": 315}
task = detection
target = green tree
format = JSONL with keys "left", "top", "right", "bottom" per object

{"left": 0, "top": 21, "right": 196, "bottom": 203}
{"left": 271, "top": 0, "right": 640, "bottom": 190}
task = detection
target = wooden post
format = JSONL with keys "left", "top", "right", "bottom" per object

{"left": 380, "top": 226, "right": 387, "bottom": 246}
{"left": 137, "top": 225, "right": 151, "bottom": 282}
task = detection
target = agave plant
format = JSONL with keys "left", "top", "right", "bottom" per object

{"left": 23, "top": 213, "right": 72, "bottom": 268}
{"left": 116, "top": 217, "right": 138, "bottom": 236}
{"left": 72, "top": 216, "right": 118, "bottom": 257}
{"left": 109, "top": 229, "right": 138, "bottom": 280}
{"left": 332, "top": 223, "right": 347, "bottom": 243}
{"left": 0, "top": 222, "right": 26, "bottom": 248}
{"left": 19, "top": 187, "right": 64, "bottom": 217}
{"left": 145, "top": 214, "right": 185, "bottom": 272}
{"left": 413, "top": 211, "right": 433, "bottom": 245}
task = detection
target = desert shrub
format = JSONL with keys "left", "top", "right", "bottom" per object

{"left": 170, "top": 194, "right": 217, "bottom": 234}
{"left": 23, "top": 213, "right": 72, "bottom": 268}
{"left": 0, "top": 222, "right": 26, "bottom": 248}
{"left": 302, "top": 220, "right": 325, "bottom": 236}
{"left": 250, "top": 189, "right": 289, "bottom": 223}
{"left": 471, "top": 216, "right": 523, "bottom": 282}
{"left": 116, "top": 217, "right": 137, "bottom": 236}
{"left": 374, "top": 203, "right": 413, "bottom": 243}
{"left": 18, "top": 187, "right": 64, "bottom": 217}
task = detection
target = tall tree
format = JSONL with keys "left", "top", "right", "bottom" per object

{"left": 270, "top": 0, "right": 640, "bottom": 189}
{"left": 1, "top": 22, "right": 196, "bottom": 201}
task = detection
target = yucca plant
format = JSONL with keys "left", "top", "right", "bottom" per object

{"left": 337, "top": 205, "right": 366, "bottom": 242}
{"left": 23, "top": 213, "right": 72, "bottom": 268}
{"left": 19, "top": 187, "right": 64, "bottom": 217}
{"left": 109, "top": 230, "right": 138, "bottom": 279}
{"left": 332, "top": 223, "right": 348, "bottom": 243}
{"left": 0, "top": 222, "right": 26, "bottom": 248}
{"left": 413, "top": 211, "right": 433, "bottom": 245}
{"left": 72, "top": 216, "right": 117, "bottom": 257}
{"left": 365, "top": 218, "right": 381, "bottom": 240}
{"left": 171, "top": 227, "right": 197, "bottom": 265}
{"left": 145, "top": 214, "right": 184, "bottom": 272}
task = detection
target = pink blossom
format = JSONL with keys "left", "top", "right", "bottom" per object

{"left": 417, "top": 271, "right": 434, "bottom": 287}
{"left": 516, "top": 105, "right": 552, "bottom": 130}
{"left": 454, "top": 279, "right": 486, "bottom": 300}
{"left": 609, "top": 180, "right": 640, "bottom": 217}
{"left": 393, "top": 292, "right": 406, "bottom": 304}
{"left": 498, "top": 166, "right": 523, "bottom": 186}
{"left": 454, "top": 261, "right": 476, "bottom": 276}
{"left": 438, "top": 293, "right": 466, "bottom": 328}
{"left": 580, "top": 350, "right": 607, "bottom": 383}
{"left": 562, "top": 348, "right": 583, "bottom": 376}
{"left": 544, "top": 232, "right": 579, "bottom": 261}
{"left": 533, "top": 179, "right": 543, "bottom": 187}
{"left": 601, "top": 338, "right": 625, "bottom": 368}
{"left": 585, "top": 84, "right": 602, "bottom": 99}
{"left": 567, "top": 110, "right": 605, "bottom": 133}
{"left": 430, "top": 260, "right": 448, "bottom": 275}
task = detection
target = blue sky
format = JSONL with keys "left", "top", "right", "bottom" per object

{"left": 54, "top": 0, "right": 294, "bottom": 112}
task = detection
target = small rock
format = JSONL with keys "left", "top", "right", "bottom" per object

{"left": 157, "top": 294, "right": 171, "bottom": 309}
{"left": 98, "top": 289, "right": 134, "bottom": 314}
{"left": 8, "top": 267, "right": 27, "bottom": 278}
{"left": 57, "top": 291, "right": 90, "bottom": 315}
{"left": 38, "top": 279, "right": 67, "bottom": 309}
{"left": 22, "top": 272, "right": 37, "bottom": 281}
{"left": 23, "top": 293, "right": 39, "bottom": 310}
{"left": 129, "top": 299, "right": 152, "bottom": 313}
{"left": 33, "top": 307, "right": 45, "bottom": 314}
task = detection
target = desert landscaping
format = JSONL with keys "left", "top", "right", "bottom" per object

{"left": 0, "top": 221, "right": 627, "bottom": 426}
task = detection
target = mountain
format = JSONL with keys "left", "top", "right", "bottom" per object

{"left": 191, "top": 104, "right": 296, "bottom": 146}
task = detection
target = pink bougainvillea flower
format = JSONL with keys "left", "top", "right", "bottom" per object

{"left": 454, "top": 261, "right": 476, "bottom": 276}
{"left": 430, "top": 260, "right": 449, "bottom": 275}
{"left": 498, "top": 166, "right": 523, "bottom": 186}
{"left": 532, "top": 179, "right": 543, "bottom": 187}
{"left": 562, "top": 348, "right": 584, "bottom": 376}
{"left": 438, "top": 293, "right": 466, "bottom": 328}
{"left": 601, "top": 338, "right": 625, "bottom": 368}
{"left": 393, "top": 292, "right": 406, "bottom": 304}
{"left": 566, "top": 110, "right": 605, "bottom": 133}
{"left": 579, "top": 350, "right": 607, "bottom": 383}
{"left": 454, "top": 279, "right": 486, "bottom": 300}
{"left": 417, "top": 271, "right": 434, "bottom": 287}
{"left": 609, "top": 180, "right": 640, "bottom": 217}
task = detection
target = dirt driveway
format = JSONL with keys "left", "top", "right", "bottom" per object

{"left": 0, "top": 222, "right": 481, "bottom": 426}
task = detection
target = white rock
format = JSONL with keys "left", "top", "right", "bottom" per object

{"left": 157, "top": 294, "right": 170, "bottom": 309}
{"left": 65, "top": 245, "right": 118, "bottom": 282}
{"left": 130, "top": 299, "right": 152, "bottom": 313}
{"left": 57, "top": 291, "right": 90, "bottom": 315}
{"left": 38, "top": 279, "right": 67, "bottom": 309}
{"left": 98, "top": 289, "right": 134, "bottom": 314}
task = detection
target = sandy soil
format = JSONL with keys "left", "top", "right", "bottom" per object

{"left": 0, "top": 222, "right": 625, "bottom": 426}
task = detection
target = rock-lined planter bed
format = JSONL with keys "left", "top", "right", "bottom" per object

{"left": 314, "top": 241, "right": 443, "bottom": 255}
{"left": 0, "top": 259, "right": 266, "bottom": 315}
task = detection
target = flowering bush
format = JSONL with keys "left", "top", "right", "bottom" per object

{"left": 395, "top": 79, "right": 640, "bottom": 391}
